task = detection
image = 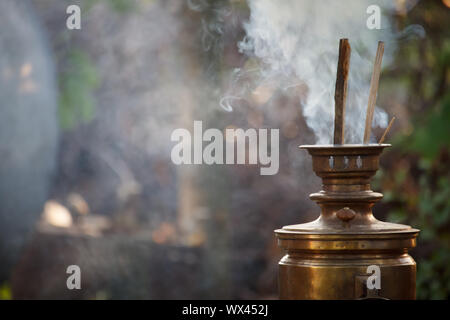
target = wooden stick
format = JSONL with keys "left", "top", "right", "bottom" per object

{"left": 379, "top": 116, "right": 395, "bottom": 144}
{"left": 333, "top": 39, "right": 351, "bottom": 145}
{"left": 363, "top": 41, "right": 384, "bottom": 144}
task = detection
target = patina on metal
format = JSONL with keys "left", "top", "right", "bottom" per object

{"left": 275, "top": 144, "right": 419, "bottom": 300}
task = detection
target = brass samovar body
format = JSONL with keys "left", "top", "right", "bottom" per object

{"left": 275, "top": 144, "right": 419, "bottom": 299}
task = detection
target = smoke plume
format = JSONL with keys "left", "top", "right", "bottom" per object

{"left": 228, "top": 0, "right": 423, "bottom": 143}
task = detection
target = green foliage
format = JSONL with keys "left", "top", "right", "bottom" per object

{"left": 58, "top": 0, "right": 142, "bottom": 130}
{"left": 109, "top": 0, "right": 137, "bottom": 12}
{"left": 0, "top": 283, "right": 12, "bottom": 300}
{"left": 376, "top": 0, "right": 450, "bottom": 299}
{"left": 85, "top": 0, "right": 137, "bottom": 13}
{"left": 380, "top": 97, "right": 450, "bottom": 299}
{"left": 59, "top": 50, "right": 99, "bottom": 130}
{"left": 402, "top": 96, "right": 450, "bottom": 161}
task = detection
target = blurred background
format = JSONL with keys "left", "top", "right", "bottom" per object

{"left": 0, "top": 0, "right": 448, "bottom": 299}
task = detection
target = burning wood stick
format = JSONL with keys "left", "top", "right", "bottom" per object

{"left": 333, "top": 39, "right": 351, "bottom": 145}
{"left": 379, "top": 116, "right": 395, "bottom": 144}
{"left": 363, "top": 41, "right": 384, "bottom": 144}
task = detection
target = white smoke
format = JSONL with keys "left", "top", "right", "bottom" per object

{"left": 230, "top": 0, "right": 423, "bottom": 143}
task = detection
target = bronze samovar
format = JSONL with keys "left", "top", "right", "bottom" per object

{"left": 275, "top": 144, "right": 419, "bottom": 299}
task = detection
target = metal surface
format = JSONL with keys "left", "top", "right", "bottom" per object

{"left": 275, "top": 144, "right": 419, "bottom": 300}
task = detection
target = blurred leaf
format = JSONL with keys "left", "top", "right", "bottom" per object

{"left": 85, "top": 0, "right": 137, "bottom": 13}
{"left": 406, "top": 96, "right": 450, "bottom": 160}
{"left": 59, "top": 50, "right": 99, "bottom": 130}
{"left": 388, "top": 209, "right": 406, "bottom": 223}
{"left": 0, "top": 283, "right": 11, "bottom": 300}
